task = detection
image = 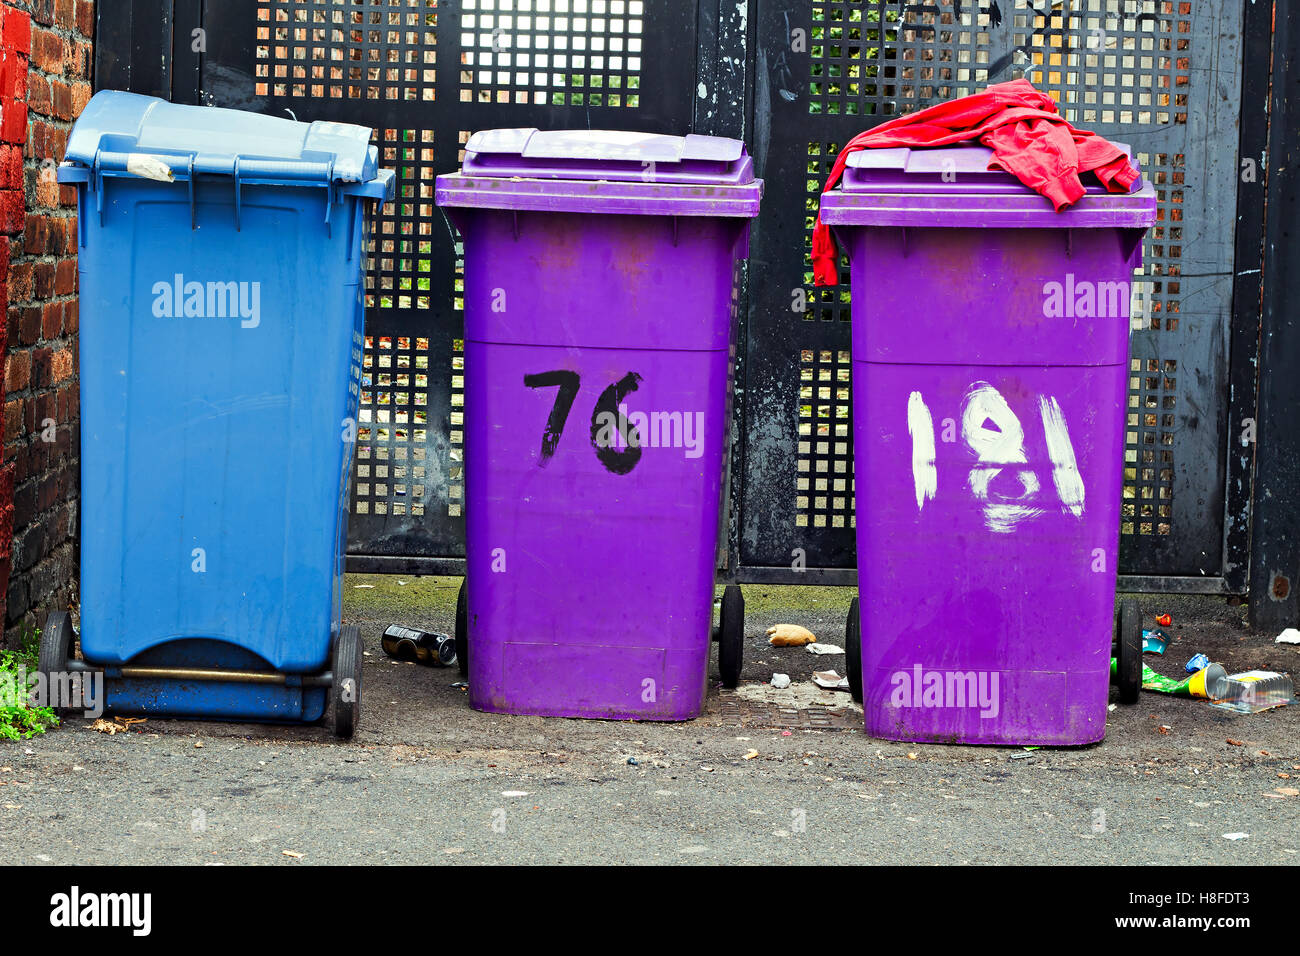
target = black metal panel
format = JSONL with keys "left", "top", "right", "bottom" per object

{"left": 1249, "top": 0, "right": 1300, "bottom": 630}
{"left": 96, "top": 0, "right": 203, "bottom": 101}
{"left": 737, "top": 0, "right": 1254, "bottom": 591}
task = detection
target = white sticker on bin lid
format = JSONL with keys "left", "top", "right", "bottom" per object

{"left": 125, "top": 154, "right": 175, "bottom": 182}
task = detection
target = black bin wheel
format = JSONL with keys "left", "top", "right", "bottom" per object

{"left": 1116, "top": 598, "right": 1141, "bottom": 705}
{"left": 331, "top": 625, "right": 363, "bottom": 739}
{"left": 38, "top": 611, "right": 74, "bottom": 712}
{"left": 845, "top": 597, "right": 863, "bottom": 704}
{"left": 454, "top": 578, "right": 469, "bottom": 677}
{"left": 718, "top": 585, "right": 744, "bottom": 689}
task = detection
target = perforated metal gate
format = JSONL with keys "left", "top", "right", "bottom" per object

{"left": 189, "top": 0, "right": 704, "bottom": 573}
{"left": 94, "top": 0, "right": 1262, "bottom": 593}
{"left": 737, "top": 0, "right": 1256, "bottom": 592}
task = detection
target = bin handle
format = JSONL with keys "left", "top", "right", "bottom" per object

{"left": 233, "top": 155, "right": 242, "bottom": 232}
{"left": 92, "top": 147, "right": 105, "bottom": 228}
{"left": 324, "top": 157, "right": 335, "bottom": 235}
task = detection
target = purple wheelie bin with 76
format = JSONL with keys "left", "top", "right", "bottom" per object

{"left": 436, "top": 129, "right": 762, "bottom": 720}
{"left": 821, "top": 144, "right": 1156, "bottom": 745}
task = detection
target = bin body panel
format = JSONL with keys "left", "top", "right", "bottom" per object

{"left": 842, "top": 212, "right": 1146, "bottom": 745}
{"left": 77, "top": 177, "right": 366, "bottom": 678}
{"left": 855, "top": 360, "right": 1125, "bottom": 745}
{"left": 459, "top": 211, "right": 741, "bottom": 720}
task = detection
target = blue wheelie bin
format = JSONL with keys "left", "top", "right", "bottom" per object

{"left": 45, "top": 92, "right": 393, "bottom": 736}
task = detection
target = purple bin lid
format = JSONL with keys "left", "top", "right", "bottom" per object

{"left": 436, "top": 128, "right": 762, "bottom": 218}
{"left": 820, "top": 142, "right": 1156, "bottom": 229}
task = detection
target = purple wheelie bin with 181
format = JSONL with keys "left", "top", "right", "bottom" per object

{"left": 821, "top": 144, "right": 1156, "bottom": 745}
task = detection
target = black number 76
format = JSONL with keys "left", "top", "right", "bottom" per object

{"left": 524, "top": 369, "right": 644, "bottom": 475}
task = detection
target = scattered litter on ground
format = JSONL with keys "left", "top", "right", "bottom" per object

{"left": 806, "top": 643, "right": 844, "bottom": 656}
{"left": 734, "top": 680, "right": 856, "bottom": 710}
{"left": 1209, "top": 671, "right": 1294, "bottom": 715}
{"left": 769, "top": 673, "right": 791, "bottom": 689}
{"left": 1010, "top": 753, "right": 1034, "bottom": 761}
{"left": 451, "top": 681, "right": 468, "bottom": 690}
{"left": 811, "top": 670, "right": 849, "bottom": 691}
{"left": 1156, "top": 613, "right": 1173, "bottom": 628}
{"left": 767, "top": 624, "right": 817, "bottom": 646}
{"left": 1142, "top": 630, "right": 1169, "bottom": 655}
{"left": 90, "top": 717, "right": 145, "bottom": 735}
{"left": 1222, "top": 833, "right": 1249, "bottom": 841}
{"left": 1275, "top": 788, "right": 1300, "bottom": 797}
{"left": 282, "top": 850, "right": 304, "bottom": 859}
{"left": 1185, "top": 653, "right": 1210, "bottom": 673}
{"left": 1226, "top": 738, "right": 1245, "bottom": 746}
{"left": 1141, "top": 662, "right": 1226, "bottom": 699}
{"left": 381, "top": 624, "right": 456, "bottom": 667}
{"left": 500, "top": 791, "right": 530, "bottom": 797}
{"left": 1275, "top": 628, "right": 1300, "bottom": 645}
{"left": 352, "top": 584, "right": 375, "bottom": 589}
{"left": 743, "top": 749, "right": 759, "bottom": 760}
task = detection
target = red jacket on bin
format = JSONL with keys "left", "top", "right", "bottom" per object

{"left": 812, "top": 79, "right": 1141, "bottom": 286}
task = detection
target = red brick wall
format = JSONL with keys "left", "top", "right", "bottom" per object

{"left": 3, "top": 0, "right": 90, "bottom": 645}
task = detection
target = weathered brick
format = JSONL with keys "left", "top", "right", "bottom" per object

{"left": 54, "top": 0, "right": 76, "bottom": 30}
{"left": 8, "top": 260, "right": 31, "bottom": 300}
{"left": 22, "top": 212, "right": 46, "bottom": 252}
{"left": 17, "top": 305, "right": 39, "bottom": 344}
{"left": 32, "top": 260, "right": 53, "bottom": 298}
{"left": 29, "top": 26, "right": 62, "bottom": 76}
{"left": 25, "top": 71, "right": 50, "bottom": 116}
{"left": 50, "top": 346, "right": 73, "bottom": 384}
{"left": 3, "top": 7, "right": 31, "bottom": 56}
{"left": 6, "top": 351, "right": 29, "bottom": 392}
{"left": 50, "top": 78, "right": 72, "bottom": 122}
{"left": 40, "top": 298, "right": 62, "bottom": 337}
{"left": 4, "top": 399, "right": 22, "bottom": 444}
{"left": 0, "top": 144, "right": 21, "bottom": 191}
{"left": 70, "top": 78, "right": 90, "bottom": 116}
{"left": 54, "top": 257, "right": 75, "bottom": 295}
{"left": 74, "top": 0, "right": 93, "bottom": 39}
{"left": 29, "top": 0, "right": 55, "bottom": 28}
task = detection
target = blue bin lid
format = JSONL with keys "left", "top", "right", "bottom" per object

{"left": 61, "top": 90, "right": 382, "bottom": 187}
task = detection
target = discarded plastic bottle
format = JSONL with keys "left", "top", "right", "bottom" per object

{"left": 1210, "top": 671, "right": 1294, "bottom": 714}
{"left": 381, "top": 625, "right": 457, "bottom": 667}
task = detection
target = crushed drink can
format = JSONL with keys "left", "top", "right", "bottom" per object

{"left": 381, "top": 624, "right": 457, "bottom": 667}
{"left": 1185, "top": 652, "right": 1210, "bottom": 673}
